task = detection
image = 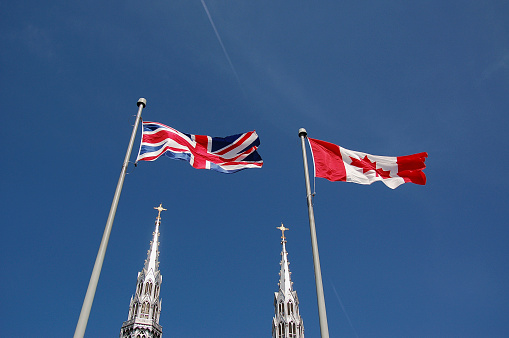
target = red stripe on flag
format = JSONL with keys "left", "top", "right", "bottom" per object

{"left": 142, "top": 130, "right": 225, "bottom": 165}
{"left": 308, "top": 137, "right": 347, "bottom": 182}
{"left": 139, "top": 145, "right": 185, "bottom": 161}
{"left": 143, "top": 129, "right": 189, "bottom": 146}
{"left": 397, "top": 152, "right": 428, "bottom": 185}
{"left": 215, "top": 132, "right": 253, "bottom": 156}
{"left": 192, "top": 134, "right": 210, "bottom": 169}
{"left": 397, "top": 152, "right": 427, "bottom": 171}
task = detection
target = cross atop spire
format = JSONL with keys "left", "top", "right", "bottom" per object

{"left": 277, "top": 223, "right": 289, "bottom": 241}
{"left": 154, "top": 203, "right": 167, "bottom": 220}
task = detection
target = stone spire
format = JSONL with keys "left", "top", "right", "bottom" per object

{"left": 272, "top": 224, "right": 304, "bottom": 338}
{"left": 120, "top": 204, "right": 166, "bottom": 338}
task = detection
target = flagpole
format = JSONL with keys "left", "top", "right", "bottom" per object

{"left": 298, "top": 128, "right": 330, "bottom": 338}
{"left": 74, "top": 98, "right": 146, "bottom": 338}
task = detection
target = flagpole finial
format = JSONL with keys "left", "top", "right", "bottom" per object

{"left": 137, "top": 98, "right": 147, "bottom": 108}
{"left": 298, "top": 128, "right": 307, "bottom": 138}
{"left": 277, "top": 223, "right": 289, "bottom": 241}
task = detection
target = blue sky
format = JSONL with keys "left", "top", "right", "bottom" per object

{"left": 1, "top": 1, "right": 508, "bottom": 337}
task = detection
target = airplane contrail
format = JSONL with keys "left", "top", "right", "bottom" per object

{"left": 200, "top": 0, "right": 242, "bottom": 86}
{"left": 331, "top": 281, "right": 359, "bottom": 338}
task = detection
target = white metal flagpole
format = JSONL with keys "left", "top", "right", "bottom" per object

{"left": 74, "top": 98, "right": 147, "bottom": 338}
{"left": 298, "top": 128, "right": 330, "bottom": 338}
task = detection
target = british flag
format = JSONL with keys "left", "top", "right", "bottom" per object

{"left": 136, "top": 121, "right": 263, "bottom": 173}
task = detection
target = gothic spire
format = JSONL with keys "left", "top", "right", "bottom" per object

{"left": 272, "top": 224, "right": 305, "bottom": 338}
{"left": 120, "top": 204, "right": 165, "bottom": 338}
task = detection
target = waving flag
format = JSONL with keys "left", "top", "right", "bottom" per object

{"left": 308, "top": 137, "right": 427, "bottom": 189}
{"left": 136, "top": 121, "right": 263, "bottom": 173}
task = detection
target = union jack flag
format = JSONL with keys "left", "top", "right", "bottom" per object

{"left": 136, "top": 121, "right": 263, "bottom": 173}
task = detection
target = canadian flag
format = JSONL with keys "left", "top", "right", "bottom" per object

{"left": 308, "top": 137, "right": 427, "bottom": 189}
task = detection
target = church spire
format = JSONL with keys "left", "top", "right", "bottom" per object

{"left": 120, "top": 204, "right": 165, "bottom": 338}
{"left": 273, "top": 224, "right": 304, "bottom": 338}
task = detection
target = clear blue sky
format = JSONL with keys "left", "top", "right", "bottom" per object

{"left": 1, "top": 1, "right": 508, "bottom": 337}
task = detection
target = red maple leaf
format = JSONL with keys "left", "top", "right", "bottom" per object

{"left": 349, "top": 155, "right": 391, "bottom": 179}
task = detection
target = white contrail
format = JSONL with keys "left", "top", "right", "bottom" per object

{"left": 200, "top": 0, "right": 242, "bottom": 86}
{"left": 331, "top": 281, "right": 359, "bottom": 338}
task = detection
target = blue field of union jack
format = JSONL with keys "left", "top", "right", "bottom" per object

{"left": 136, "top": 121, "right": 263, "bottom": 173}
